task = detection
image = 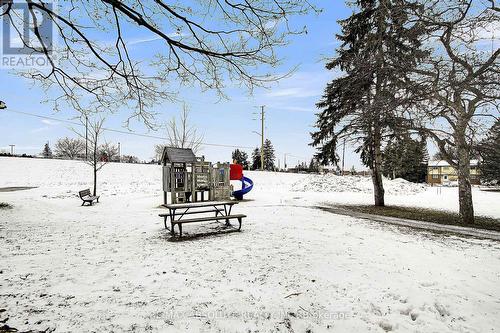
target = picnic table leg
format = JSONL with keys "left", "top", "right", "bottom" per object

{"left": 223, "top": 205, "right": 230, "bottom": 226}
{"left": 178, "top": 223, "right": 183, "bottom": 237}
{"left": 169, "top": 209, "right": 175, "bottom": 235}
{"left": 237, "top": 217, "right": 242, "bottom": 231}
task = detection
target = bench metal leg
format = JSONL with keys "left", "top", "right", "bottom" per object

{"left": 171, "top": 222, "right": 175, "bottom": 235}
{"left": 178, "top": 223, "right": 183, "bottom": 237}
{"left": 237, "top": 217, "right": 242, "bottom": 231}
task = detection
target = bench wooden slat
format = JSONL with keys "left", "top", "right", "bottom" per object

{"left": 79, "top": 189, "right": 91, "bottom": 197}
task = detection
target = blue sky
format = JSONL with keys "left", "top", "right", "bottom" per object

{"left": 0, "top": 2, "right": 372, "bottom": 169}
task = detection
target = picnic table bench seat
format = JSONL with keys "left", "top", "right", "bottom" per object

{"left": 79, "top": 189, "right": 99, "bottom": 206}
{"left": 165, "top": 214, "right": 246, "bottom": 236}
{"left": 159, "top": 200, "right": 245, "bottom": 237}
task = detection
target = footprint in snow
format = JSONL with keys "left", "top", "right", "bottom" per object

{"left": 378, "top": 320, "right": 394, "bottom": 332}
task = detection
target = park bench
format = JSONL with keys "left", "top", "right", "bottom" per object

{"left": 78, "top": 189, "right": 99, "bottom": 206}
{"left": 159, "top": 201, "right": 246, "bottom": 237}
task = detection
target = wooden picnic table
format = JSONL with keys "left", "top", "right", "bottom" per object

{"left": 159, "top": 200, "right": 245, "bottom": 236}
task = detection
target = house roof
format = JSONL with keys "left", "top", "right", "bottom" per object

{"left": 428, "top": 160, "right": 479, "bottom": 167}
{"left": 161, "top": 147, "right": 197, "bottom": 164}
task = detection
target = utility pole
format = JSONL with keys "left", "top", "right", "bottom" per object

{"left": 284, "top": 153, "right": 287, "bottom": 171}
{"left": 85, "top": 115, "right": 88, "bottom": 161}
{"left": 341, "top": 138, "right": 346, "bottom": 176}
{"left": 9, "top": 144, "right": 15, "bottom": 155}
{"left": 252, "top": 105, "right": 265, "bottom": 171}
{"left": 260, "top": 105, "right": 265, "bottom": 171}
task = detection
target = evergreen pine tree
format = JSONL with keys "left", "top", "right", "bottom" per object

{"left": 231, "top": 149, "right": 250, "bottom": 169}
{"left": 251, "top": 147, "right": 261, "bottom": 170}
{"left": 263, "top": 139, "right": 276, "bottom": 171}
{"left": 478, "top": 121, "right": 500, "bottom": 184}
{"left": 308, "top": 158, "right": 319, "bottom": 173}
{"left": 382, "top": 135, "right": 428, "bottom": 182}
{"left": 311, "top": 0, "right": 427, "bottom": 206}
{"left": 42, "top": 142, "right": 53, "bottom": 158}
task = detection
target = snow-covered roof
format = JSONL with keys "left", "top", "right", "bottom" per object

{"left": 428, "top": 160, "right": 479, "bottom": 167}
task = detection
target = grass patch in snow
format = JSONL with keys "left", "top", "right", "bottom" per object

{"left": 0, "top": 202, "right": 13, "bottom": 209}
{"left": 334, "top": 204, "right": 500, "bottom": 232}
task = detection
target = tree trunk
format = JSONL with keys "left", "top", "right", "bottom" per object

{"left": 372, "top": 151, "right": 385, "bottom": 206}
{"left": 372, "top": 129, "right": 385, "bottom": 206}
{"left": 371, "top": 2, "right": 386, "bottom": 207}
{"left": 456, "top": 136, "right": 474, "bottom": 224}
{"left": 93, "top": 166, "right": 97, "bottom": 196}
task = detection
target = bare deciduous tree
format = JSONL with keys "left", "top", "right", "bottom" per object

{"left": 1, "top": 1, "right": 317, "bottom": 126}
{"left": 99, "top": 142, "right": 119, "bottom": 162}
{"left": 407, "top": 0, "right": 500, "bottom": 224}
{"left": 155, "top": 104, "right": 204, "bottom": 159}
{"left": 54, "top": 137, "right": 85, "bottom": 159}
{"left": 74, "top": 117, "right": 107, "bottom": 196}
{"left": 121, "top": 155, "right": 140, "bottom": 163}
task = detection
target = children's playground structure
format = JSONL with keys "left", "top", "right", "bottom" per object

{"left": 161, "top": 147, "right": 253, "bottom": 204}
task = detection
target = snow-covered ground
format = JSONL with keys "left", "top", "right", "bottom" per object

{"left": 1, "top": 157, "right": 499, "bottom": 332}
{"left": 291, "top": 173, "right": 427, "bottom": 195}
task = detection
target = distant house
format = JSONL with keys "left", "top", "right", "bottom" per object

{"left": 427, "top": 160, "right": 480, "bottom": 185}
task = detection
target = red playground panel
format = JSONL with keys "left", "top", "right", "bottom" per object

{"left": 230, "top": 164, "right": 243, "bottom": 180}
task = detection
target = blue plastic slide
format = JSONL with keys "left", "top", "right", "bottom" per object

{"left": 233, "top": 176, "right": 253, "bottom": 200}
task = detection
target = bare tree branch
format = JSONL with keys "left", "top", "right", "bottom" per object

{"left": 1, "top": 0, "right": 317, "bottom": 127}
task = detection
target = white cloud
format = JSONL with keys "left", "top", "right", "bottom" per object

{"left": 127, "top": 36, "right": 164, "bottom": 46}
{"left": 31, "top": 126, "right": 49, "bottom": 133}
{"left": 258, "top": 70, "right": 337, "bottom": 114}
{"left": 41, "top": 119, "right": 59, "bottom": 126}
{"left": 126, "top": 32, "right": 187, "bottom": 46}
{"left": 265, "top": 87, "right": 320, "bottom": 99}
{"left": 279, "top": 105, "right": 316, "bottom": 112}
{"left": 475, "top": 21, "right": 500, "bottom": 40}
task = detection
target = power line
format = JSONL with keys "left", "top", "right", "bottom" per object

{"left": 2, "top": 108, "right": 310, "bottom": 161}
{"left": 2, "top": 109, "right": 255, "bottom": 150}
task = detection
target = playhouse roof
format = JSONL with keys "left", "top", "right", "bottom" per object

{"left": 161, "top": 147, "right": 197, "bottom": 164}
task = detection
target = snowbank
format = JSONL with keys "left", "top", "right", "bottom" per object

{"left": 291, "top": 173, "right": 427, "bottom": 194}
